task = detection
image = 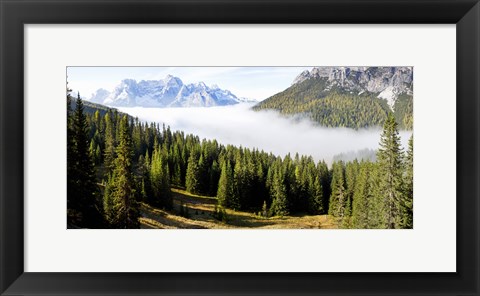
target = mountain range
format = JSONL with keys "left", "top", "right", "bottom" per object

{"left": 88, "top": 75, "right": 253, "bottom": 107}
{"left": 253, "top": 66, "right": 413, "bottom": 130}
{"left": 291, "top": 66, "right": 413, "bottom": 108}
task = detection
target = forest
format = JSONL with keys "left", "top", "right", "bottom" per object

{"left": 252, "top": 77, "right": 414, "bottom": 130}
{"left": 67, "top": 90, "right": 413, "bottom": 229}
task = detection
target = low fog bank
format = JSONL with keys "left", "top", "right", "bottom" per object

{"left": 118, "top": 104, "right": 412, "bottom": 165}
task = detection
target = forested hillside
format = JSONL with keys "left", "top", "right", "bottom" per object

{"left": 252, "top": 77, "right": 413, "bottom": 130}
{"left": 67, "top": 91, "right": 413, "bottom": 229}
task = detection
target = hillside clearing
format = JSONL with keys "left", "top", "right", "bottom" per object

{"left": 139, "top": 188, "right": 338, "bottom": 229}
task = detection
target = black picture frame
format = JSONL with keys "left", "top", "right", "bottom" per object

{"left": 1, "top": 0, "right": 479, "bottom": 295}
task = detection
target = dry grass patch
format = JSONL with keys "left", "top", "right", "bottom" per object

{"left": 139, "top": 188, "right": 338, "bottom": 229}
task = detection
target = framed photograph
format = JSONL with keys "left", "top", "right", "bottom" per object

{"left": 1, "top": 0, "right": 479, "bottom": 295}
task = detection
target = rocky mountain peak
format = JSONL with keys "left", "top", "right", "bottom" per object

{"left": 292, "top": 66, "right": 413, "bottom": 108}
{"left": 89, "top": 75, "right": 244, "bottom": 108}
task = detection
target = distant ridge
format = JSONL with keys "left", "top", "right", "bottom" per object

{"left": 88, "top": 75, "right": 254, "bottom": 108}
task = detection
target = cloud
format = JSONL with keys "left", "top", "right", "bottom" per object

{"left": 117, "top": 104, "right": 412, "bottom": 164}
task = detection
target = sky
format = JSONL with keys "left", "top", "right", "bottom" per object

{"left": 67, "top": 66, "right": 312, "bottom": 101}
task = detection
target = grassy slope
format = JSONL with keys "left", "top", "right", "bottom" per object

{"left": 139, "top": 188, "right": 338, "bottom": 229}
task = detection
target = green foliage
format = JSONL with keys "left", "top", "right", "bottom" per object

{"left": 69, "top": 96, "right": 413, "bottom": 229}
{"left": 217, "top": 161, "right": 234, "bottom": 208}
{"left": 328, "top": 161, "right": 347, "bottom": 218}
{"left": 269, "top": 169, "right": 289, "bottom": 216}
{"left": 109, "top": 116, "right": 140, "bottom": 228}
{"left": 393, "top": 94, "right": 413, "bottom": 130}
{"left": 67, "top": 93, "right": 104, "bottom": 228}
{"left": 377, "top": 113, "right": 405, "bottom": 229}
{"left": 253, "top": 77, "right": 413, "bottom": 130}
{"left": 185, "top": 149, "right": 201, "bottom": 194}
{"left": 150, "top": 146, "right": 173, "bottom": 209}
{"left": 401, "top": 135, "right": 414, "bottom": 228}
{"left": 351, "top": 162, "right": 383, "bottom": 228}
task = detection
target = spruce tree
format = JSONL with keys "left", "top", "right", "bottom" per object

{"left": 351, "top": 162, "right": 383, "bottom": 228}
{"left": 328, "top": 161, "right": 347, "bottom": 218}
{"left": 377, "top": 113, "right": 404, "bottom": 229}
{"left": 103, "top": 173, "right": 115, "bottom": 226}
{"left": 217, "top": 161, "right": 234, "bottom": 208}
{"left": 150, "top": 147, "right": 173, "bottom": 209}
{"left": 67, "top": 94, "right": 103, "bottom": 228}
{"left": 401, "top": 135, "right": 414, "bottom": 228}
{"left": 185, "top": 149, "right": 201, "bottom": 194}
{"left": 308, "top": 175, "right": 324, "bottom": 214}
{"left": 103, "top": 111, "right": 116, "bottom": 174}
{"left": 110, "top": 115, "right": 139, "bottom": 228}
{"left": 269, "top": 169, "right": 289, "bottom": 216}
{"left": 344, "top": 160, "right": 359, "bottom": 217}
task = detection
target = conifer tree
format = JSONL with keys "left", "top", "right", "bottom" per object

{"left": 67, "top": 94, "right": 103, "bottom": 228}
{"left": 344, "top": 160, "right": 359, "bottom": 217}
{"left": 351, "top": 162, "right": 382, "bottom": 228}
{"left": 217, "top": 161, "right": 234, "bottom": 208}
{"left": 317, "top": 161, "right": 331, "bottom": 212}
{"left": 103, "top": 111, "right": 116, "bottom": 174}
{"left": 110, "top": 115, "right": 139, "bottom": 228}
{"left": 185, "top": 149, "right": 201, "bottom": 194}
{"left": 269, "top": 169, "right": 289, "bottom": 216}
{"left": 377, "top": 113, "right": 404, "bottom": 229}
{"left": 401, "top": 135, "right": 414, "bottom": 228}
{"left": 308, "top": 175, "right": 324, "bottom": 214}
{"left": 150, "top": 146, "right": 172, "bottom": 209}
{"left": 103, "top": 173, "right": 115, "bottom": 225}
{"left": 208, "top": 160, "right": 220, "bottom": 196}
{"left": 328, "top": 161, "right": 347, "bottom": 218}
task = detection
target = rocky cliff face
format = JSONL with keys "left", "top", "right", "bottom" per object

{"left": 292, "top": 66, "right": 413, "bottom": 108}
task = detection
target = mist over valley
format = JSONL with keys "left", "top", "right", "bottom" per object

{"left": 118, "top": 103, "right": 412, "bottom": 164}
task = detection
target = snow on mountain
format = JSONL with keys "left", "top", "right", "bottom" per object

{"left": 292, "top": 66, "right": 413, "bottom": 108}
{"left": 88, "top": 75, "right": 246, "bottom": 108}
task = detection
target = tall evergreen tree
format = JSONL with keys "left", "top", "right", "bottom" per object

{"left": 217, "top": 161, "right": 234, "bottom": 208}
{"left": 377, "top": 113, "right": 404, "bottom": 229}
{"left": 308, "top": 175, "right": 324, "bottom": 214}
{"left": 401, "top": 135, "right": 414, "bottom": 228}
{"left": 150, "top": 146, "right": 173, "bottom": 209}
{"left": 110, "top": 115, "right": 139, "bottom": 228}
{"left": 185, "top": 149, "right": 201, "bottom": 194}
{"left": 269, "top": 169, "right": 289, "bottom": 216}
{"left": 351, "top": 162, "right": 383, "bottom": 228}
{"left": 103, "top": 111, "right": 116, "bottom": 174}
{"left": 328, "top": 161, "right": 347, "bottom": 218}
{"left": 67, "top": 94, "right": 103, "bottom": 227}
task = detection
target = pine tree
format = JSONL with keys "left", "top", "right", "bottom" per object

{"left": 377, "top": 113, "right": 404, "bottom": 229}
{"left": 401, "top": 135, "right": 414, "bottom": 228}
{"left": 269, "top": 169, "right": 289, "bottom": 216}
{"left": 185, "top": 149, "right": 201, "bottom": 194}
{"left": 317, "top": 160, "right": 331, "bottom": 212}
{"left": 217, "top": 161, "right": 234, "bottom": 208}
{"left": 110, "top": 115, "right": 139, "bottom": 228}
{"left": 344, "top": 160, "right": 359, "bottom": 217}
{"left": 103, "top": 111, "right": 116, "bottom": 174}
{"left": 328, "top": 161, "right": 347, "bottom": 218}
{"left": 103, "top": 173, "right": 115, "bottom": 225}
{"left": 351, "top": 162, "right": 383, "bottom": 228}
{"left": 67, "top": 94, "right": 103, "bottom": 228}
{"left": 308, "top": 175, "right": 324, "bottom": 214}
{"left": 150, "top": 147, "right": 172, "bottom": 209}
